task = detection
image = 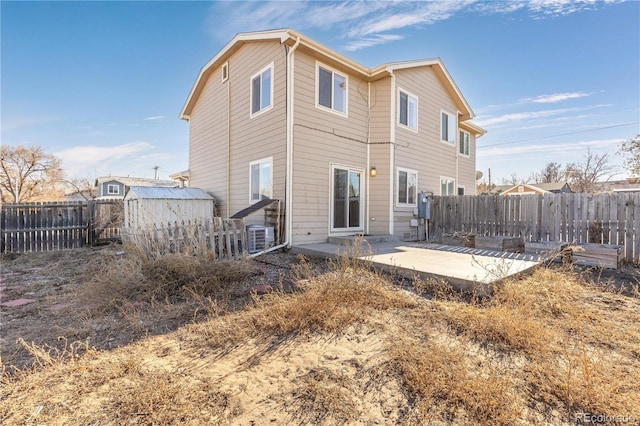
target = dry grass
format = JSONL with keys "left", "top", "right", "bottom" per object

{"left": 77, "top": 250, "right": 257, "bottom": 311}
{"left": 288, "top": 367, "right": 360, "bottom": 424}
{"left": 193, "top": 252, "right": 417, "bottom": 347}
{"left": 391, "top": 337, "right": 520, "bottom": 425}
{"left": 1, "top": 244, "right": 639, "bottom": 425}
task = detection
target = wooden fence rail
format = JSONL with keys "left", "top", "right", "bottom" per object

{"left": 123, "top": 217, "right": 247, "bottom": 260}
{"left": 1, "top": 200, "right": 123, "bottom": 253}
{"left": 429, "top": 192, "right": 640, "bottom": 263}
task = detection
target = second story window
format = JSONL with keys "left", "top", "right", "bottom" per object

{"left": 251, "top": 64, "right": 273, "bottom": 116}
{"left": 107, "top": 184, "right": 119, "bottom": 195}
{"left": 398, "top": 89, "right": 418, "bottom": 130}
{"left": 441, "top": 110, "right": 457, "bottom": 144}
{"left": 317, "top": 64, "right": 347, "bottom": 114}
{"left": 459, "top": 130, "right": 470, "bottom": 156}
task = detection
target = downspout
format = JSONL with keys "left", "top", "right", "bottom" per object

{"left": 455, "top": 112, "right": 460, "bottom": 194}
{"left": 226, "top": 73, "right": 231, "bottom": 218}
{"left": 285, "top": 36, "right": 301, "bottom": 249}
{"left": 366, "top": 81, "right": 371, "bottom": 235}
{"left": 389, "top": 73, "right": 396, "bottom": 237}
{"left": 249, "top": 35, "right": 300, "bottom": 258}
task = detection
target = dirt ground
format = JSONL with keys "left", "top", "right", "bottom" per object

{"left": 0, "top": 245, "right": 311, "bottom": 370}
{"left": 1, "top": 245, "right": 637, "bottom": 371}
{"left": 1, "top": 245, "right": 639, "bottom": 425}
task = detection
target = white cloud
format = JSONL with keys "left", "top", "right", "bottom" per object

{"left": 55, "top": 142, "right": 153, "bottom": 178}
{"left": 204, "top": 0, "right": 622, "bottom": 52}
{"left": 478, "top": 138, "right": 622, "bottom": 159}
{"left": 346, "top": 1, "right": 473, "bottom": 38}
{"left": 144, "top": 115, "right": 164, "bottom": 121}
{"left": 1, "top": 116, "right": 62, "bottom": 132}
{"left": 475, "top": 104, "right": 610, "bottom": 127}
{"left": 520, "top": 92, "right": 591, "bottom": 104}
{"left": 343, "top": 34, "right": 404, "bottom": 52}
{"left": 475, "top": 108, "right": 572, "bottom": 126}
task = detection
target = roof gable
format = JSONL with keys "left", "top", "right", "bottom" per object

{"left": 180, "top": 28, "right": 481, "bottom": 129}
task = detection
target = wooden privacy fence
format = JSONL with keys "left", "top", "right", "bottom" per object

{"left": 123, "top": 217, "right": 247, "bottom": 260}
{"left": 1, "top": 200, "right": 123, "bottom": 253}
{"left": 429, "top": 192, "right": 640, "bottom": 263}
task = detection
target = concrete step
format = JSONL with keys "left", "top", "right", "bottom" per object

{"left": 327, "top": 235, "right": 397, "bottom": 244}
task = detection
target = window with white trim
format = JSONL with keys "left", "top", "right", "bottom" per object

{"left": 317, "top": 64, "right": 347, "bottom": 114}
{"left": 398, "top": 89, "right": 418, "bottom": 130}
{"left": 441, "top": 111, "right": 457, "bottom": 144}
{"left": 250, "top": 64, "right": 273, "bottom": 116}
{"left": 440, "top": 177, "right": 456, "bottom": 196}
{"left": 397, "top": 168, "right": 417, "bottom": 206}
{"left": 250, "top": 157, "right": 272, "bottom": 202}
{"left": 107, "top": 184, "right": 119, "bottom": 195}
{"left": 459, "top": 130, "right": 470, "bottom": 156}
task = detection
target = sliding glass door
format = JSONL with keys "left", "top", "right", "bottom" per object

{"left": 331, "top": 165, "right": 363, "bottom": 232}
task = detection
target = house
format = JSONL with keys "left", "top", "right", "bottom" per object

{"left": 593, "top": 178, "right": 640, "bottom": 193}
{"left": 94, "top": 176, "right": 178, "bottom": 199}
{"left": 169, "top": 170, "right": 190, "bottom": 188}
{"left": 181, "top": 28, "right": 486, "bottom": 245}
{"left": 500, "top": 182, "right": 572, "bottom": 196}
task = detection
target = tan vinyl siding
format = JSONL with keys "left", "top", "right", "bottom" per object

{"left": 186, "top": 34, "right": 481, "bottom": 244}
{"left": 188, "top": 40, "right": 287, "bottom": 220}
{"left": 290, "top": 49, "right": 369, "bottom": 244}
{"left": 368, "top": 77, "right": 392, "bottom": 235}
{"left": 188, "top": 66, "right": 229, "bottom": 215}
{"left": 457, "top": 131, "right": 477, "bottom": 195}
{"left": 392, "top": 66, "right": 474, "bottom": 240}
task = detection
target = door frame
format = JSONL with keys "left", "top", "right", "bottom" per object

{"left": 329, "top": 163, "right": 365, "bottom": 234}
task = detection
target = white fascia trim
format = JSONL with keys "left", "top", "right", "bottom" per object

{"left": 383, "top": 58, "right": 475, "bottom": 119}
{"left": 459, "top": 120, "right": 487, "bottom": 136}
{"left": 180, "top": 29, "right": 292, "bottom": 120}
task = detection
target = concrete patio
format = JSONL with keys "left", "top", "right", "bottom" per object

{"left": 292, "top": 237, "right": 541, "bottom": 292}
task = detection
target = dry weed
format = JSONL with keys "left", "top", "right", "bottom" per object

{"left": 288, "top": 367, "right": 360, "bottom": 425}
{"left": 391, "top": 337, "right": 520, "bottom": 425}
{"left": 1, "top": 345, "right": 241, "bottom": 424}
{"left": 528, "top": 337, "right": 640, "bottom": 420}
{"left": 77, "top": 250, "right": 257, "bottom": 313}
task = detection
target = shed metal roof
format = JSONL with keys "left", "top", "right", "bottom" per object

{"left": 124, "top": 186, "right": 214, "bottom": 200}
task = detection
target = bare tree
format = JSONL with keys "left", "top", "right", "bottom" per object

{"left": 618, "top": 134, "right": 640, "bottom": 177}
{"left": 535, "top": 162, "right": 565, "bottom": 183}
{"left": 501, "top": 173, "right": 529, "bottom": 186}
{"left": 0, "top": 145, "right": 64, "bottom": 202}
{"left": 565, "top": 148, "right": 614, "bottom": 193}
{"left": 64, "top": 177, "right": 97, "bottom": 201}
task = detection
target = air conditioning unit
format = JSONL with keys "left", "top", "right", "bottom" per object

{"left": 247, "top": 225, "right": 275, "bottom": 254}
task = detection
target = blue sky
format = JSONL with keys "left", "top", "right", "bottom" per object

{"left": 2, "top": 0, "right": 639, "bottom": 184}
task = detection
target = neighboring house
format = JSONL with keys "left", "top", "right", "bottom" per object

{"left": 94, "top": 176, "right": 178, "bottom": 199}
{"left": 593, "top": 178, "right": 640, "bottom": 193}
{"left": 180, "top": 28, "right": 486, "bottom": 245}
{"left": 500, "top": 182, "right": 572, "bottom": 196}
{"left": 169, "top": 170, "right": 190, "bottom": 188}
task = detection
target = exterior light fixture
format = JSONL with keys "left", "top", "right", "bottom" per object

{"left": 370, "top": 167, "right": 377, "bottom": 177}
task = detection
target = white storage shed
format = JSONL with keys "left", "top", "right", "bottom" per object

{"left": 124, "top": 186, "right": 215, "bottom": 231}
